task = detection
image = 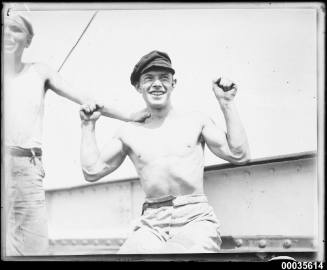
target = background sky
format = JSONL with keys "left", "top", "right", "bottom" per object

{"left": 4, "top": 3, "right": 318, "bottom": 190}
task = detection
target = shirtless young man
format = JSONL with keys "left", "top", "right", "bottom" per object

{"left": 79, "top": 50, "right": 250, "bottom": 253}
{"left": 3, "top": 14, "right": 149, "bottom": 256}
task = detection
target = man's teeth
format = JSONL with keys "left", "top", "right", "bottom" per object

{"left": 150, "top": 91, "right": 164, "bottom": 96}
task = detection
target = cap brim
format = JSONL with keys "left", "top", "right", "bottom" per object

{"left": 142, "top": 65, "right": 175, "bottom": 74}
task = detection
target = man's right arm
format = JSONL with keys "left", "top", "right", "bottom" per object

{"left": 80, "top": 106, "right": 127, "bottom": 182}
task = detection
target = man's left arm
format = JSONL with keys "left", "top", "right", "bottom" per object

{"left": 202, "top": 77, "right": 251, "bottom": 165}
{"left": 38, "top": 63, "right": 149, "bottom": 122}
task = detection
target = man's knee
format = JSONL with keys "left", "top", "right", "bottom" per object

{"left": 162, "top": 222, "right": 222, "bottom": 253}
{"left": 117, "top": 228, "right": 163, "bottom": 254}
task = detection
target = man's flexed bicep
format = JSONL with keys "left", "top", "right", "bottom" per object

{"left": 80, "top": 106, "right": 127, "bottom": 182}
{"left": 82, "top": 136, "right": 127, "bottom": 182}
{"left": 202, "top": 116, "right": 250, "bottom": 165}
{"left": 201, "top": 76, "right": 251, "bottom": 165}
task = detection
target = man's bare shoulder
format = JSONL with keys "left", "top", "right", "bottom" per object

{"left": 179, "top": 110, "right": 212, "bottom": 126}
{"left": 33, "top": 62, "right": 59, "bottom": 79}
{"left": 32, "top": 62, "right": 57, "bottom": 79}
{"left": 114, "top": 121, "right": 141, "bottom": 139}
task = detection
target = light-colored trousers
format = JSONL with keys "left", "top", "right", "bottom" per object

{"left": 3, "top": 154, "right": 48, "bottom": 256}
{"left": 118, "top": 194, "right": 222, "bottom": 254}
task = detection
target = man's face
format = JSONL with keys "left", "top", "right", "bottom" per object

{"left": 4, "top": 19, "right": 31, "bottom": 55}
{"left": 137, "top": 69, "right": 176, "bottom": 109}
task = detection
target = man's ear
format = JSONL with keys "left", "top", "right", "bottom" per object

{"left": 135, "top": 83, "right": 142, "bottom": 93}
{"left": 25, "top": 35, "right": 32, "bottom": 48}
{"left": 172, "top": 78, "right": 177, "bottom": 88}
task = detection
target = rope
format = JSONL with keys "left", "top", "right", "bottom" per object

{"left": 57, "top": 10, "right": 98, "bottom": 72}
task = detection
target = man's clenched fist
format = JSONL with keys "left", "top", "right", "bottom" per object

{"left": 79, "top": 102, "right": 103, "bottom": 122}
{"left": 212, "top": 76, "right": 238, "bottom": 103}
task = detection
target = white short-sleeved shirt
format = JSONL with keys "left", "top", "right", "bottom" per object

{"left": 4, "top": 63, "right": 45, "bottom": 149}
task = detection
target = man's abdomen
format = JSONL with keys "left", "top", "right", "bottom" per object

{"left": 139, "top": 155, "right": 205, "bottom": 198}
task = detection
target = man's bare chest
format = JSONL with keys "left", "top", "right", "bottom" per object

{"left": 123, "top": 119, "right": 204, "bottom": 160}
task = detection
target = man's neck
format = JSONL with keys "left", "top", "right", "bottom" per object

{"left": 144, "top": 105, "right": 177, "bottom": 126}
{"left": 148, "top": 104, "right": 174, "bottom": 121}
{"left": 5, "top": 53, "right": 25, "bottom": 75}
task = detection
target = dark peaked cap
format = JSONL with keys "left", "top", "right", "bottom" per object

{"left": 130, "top": 50, "right": 175, "bottom": 86}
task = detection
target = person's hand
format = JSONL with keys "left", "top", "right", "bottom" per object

{"left": 130, "top": 108, "right": 151, "bottom": 122}
{"left": 79, "top": 102, "right": 103, "bottom": 123}
{"left": 212, "top": 76, "right": 237, "bottom": 104}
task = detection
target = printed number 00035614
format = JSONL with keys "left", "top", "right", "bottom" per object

{"left": 281, "top": 262, "right": 324, "bottom": 270}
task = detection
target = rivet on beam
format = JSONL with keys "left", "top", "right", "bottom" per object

{"left": 61, "top": 239, "right": 67, "bottom": 245}
{"left": 244, "top": 170, "right": 251, "bottom": 177}
{"left": 93, "top": 239, "right": 99, "bottom": 246}
{"left": 81, "top": 239, "right": 88, "bottom": 245}
{"left": 235, "top": 239, "right": 243, "bottom": 247}
{"left": 71, "top": 240, "right": 77, "bottom": 246}
{"left": 269, "top": 168, "right": 276, "bottom": 174}
{"left": 258, "top": 239, "right": 266, "bottom": 248}
{"left": 296, "top": 165, "right": 302, "bottom": 172}
{"left": 283, "top": 239, "right": 292, "bottom": 249}
{"left": 118, "top": 239, "right": 125, "bottom": 246}
{"left": 49, "top": 239, "right": 55, "bottom": 245}
{"left": 105, "top": 239, "right": 112, "bottom": 246}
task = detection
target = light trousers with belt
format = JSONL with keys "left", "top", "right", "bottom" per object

{"left": 4, "top": 153, "right": 48, "bottom": 256}
{"left": 118, "top": 194, "right": 222, "bottom": 254}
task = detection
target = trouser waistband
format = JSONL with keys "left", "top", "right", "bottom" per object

{"left": 142, "top": 194, "right": 208, "bottom": 214}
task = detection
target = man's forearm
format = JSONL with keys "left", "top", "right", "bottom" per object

{"left": 220, "top": 101, "right": 250, "bottom": 156}
{"left": 61, "top": 90, "right": 133, "bottom": 122}
{"left": 100, "top": 103, "right": 132, "bottom": 122}
{"left": 80, "top": 122, "right": 101, "bottom": 171}
{"left": 48, "top": 75, "right": 133, "bottom": 122}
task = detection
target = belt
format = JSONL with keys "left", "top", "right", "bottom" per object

{"left": 142, "top": 195, "right": 176, "bottom": 215}
{"left": 6, "top": 146, "right": 42, "bottom": 157}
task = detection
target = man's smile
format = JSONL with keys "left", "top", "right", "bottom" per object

{"left": 4, "top": 39, "right": 16, "bottom": 46}
{"left": 149, "top": 90, "right": 165, "bottom": 96}
{"left": 148, "top": 88, "right": 167, "bottom": 97}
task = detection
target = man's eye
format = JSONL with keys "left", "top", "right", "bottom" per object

{"left": 160, "top": 77, "right": 170, "bottom": 82}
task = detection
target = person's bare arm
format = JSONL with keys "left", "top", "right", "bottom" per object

{"left": 35, "top": 63, "right": 150, "bottom": 122}
{"left": 202, "top": 77, "right": 250, "bottom": 165}
{"left": 80, "top": 105, "right": 127, "bottom": 182}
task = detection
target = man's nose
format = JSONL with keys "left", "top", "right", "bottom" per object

{"left": 152, "top": 78, "right": 162, "bottom": 87}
